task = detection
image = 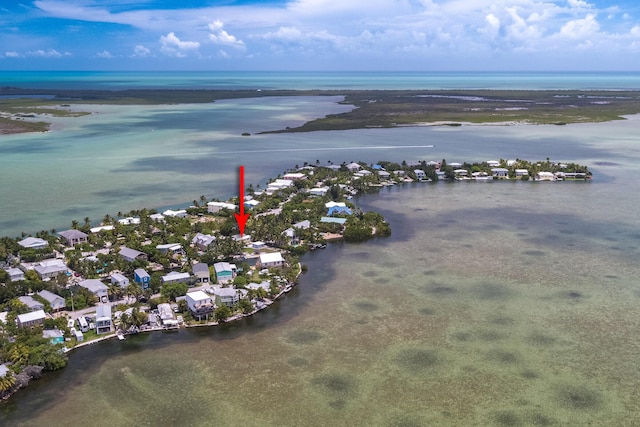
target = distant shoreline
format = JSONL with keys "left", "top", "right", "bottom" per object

{"left": 2, "top": 87, "right": 640, "bottom": 135}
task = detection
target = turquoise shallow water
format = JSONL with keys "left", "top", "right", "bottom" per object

{"left": 2, "top": 70, "right": 640, "bottom": 90}
{"left": 1, "top": 73, "right": 640, "bottom": 425}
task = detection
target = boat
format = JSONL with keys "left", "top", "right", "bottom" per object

{"left": 116, "top": 331, "right": 126, "bottom": 341}
{"left": 284, "top": 285, "right": 293, "bottom": 293}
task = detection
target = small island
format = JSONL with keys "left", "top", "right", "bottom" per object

{"left": 0, "top": 157, "right": 590, "bottom": 400}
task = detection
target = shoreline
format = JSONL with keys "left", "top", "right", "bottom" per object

{"left": 0, "top": 157, "right": 591, "bottom": 402}
{"left": 3, "top": 88, "right": 640, "bottom": 135}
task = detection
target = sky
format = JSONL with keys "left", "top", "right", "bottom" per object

{"left": 1, "top": 0, "right": 640, "bottom": 71}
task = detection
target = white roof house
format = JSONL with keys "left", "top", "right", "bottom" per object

{"left": 157, "top": 243, "right": 184, "bottom": 254}
{"left": 5, "top": 267, "right": 24, "bottom": 281}
{"left": 90, "top": 225, "right": 115, "bottom": 233}
{"left": 186, "top": 291, "right": 214, "bottom": 319}
{"left": 258, "top": 252, "right": 284, "bottom": 268}
{"left": 293, "top": 220, "right": 311, "bottom": 229}
{"left": 162, "top": 209, "right": 187, "bottom": 218}
{"left": 95, "top": 304, "right": 112, "bottom": 334}
{"left": 118, "top": 217, "right": 141, "bottom": 225}
{"left": 161, "top": 271, "right": 191, "bottom": 284}
{"left": 309, "top": 187, "right": 329, "bottom": 197}
{"left": 33, "top": 259, "right": 68, "bottom": 280}
{"left": 207, "top": 201, "right": 236, "bottom": 213}
{"left": 282, "top": 172, "right": 306, "bottom": 180}
{"left": 79, "top": 279, "right": 109, "bottom": 300}
{"left": 192, "top": 233, "right": 216, "bottom": 250}
{"left": 37, "top": 290, "right": 65, "bottom": 311}
{"left": 111, "top": 273, "right": 130, "bottom": 288}
{"left": 18, "top": 295, "right": 44, "bottom": 311}
{"left": 17, "top": 237, "right": 48, "bottom": 249}
{"left": 119, "top": 247, "right": 147, "bottom": 262}
{"left": 17, "top": 309, "right": 46, "bottom": 328}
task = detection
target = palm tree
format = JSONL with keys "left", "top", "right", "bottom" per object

{"left": 71, "top": 220, "right": 79, "bottom": 230}
{"left": 9, "top": 343, "right": 30, "bottom": 367}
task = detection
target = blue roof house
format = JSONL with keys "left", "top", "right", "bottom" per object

{"left": 325, "top": 201, "right": 352, "bottom": 216}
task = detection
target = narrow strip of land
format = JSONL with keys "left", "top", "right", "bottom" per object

{"left": 2, "top": 87, "right": 640, "bottom": 134}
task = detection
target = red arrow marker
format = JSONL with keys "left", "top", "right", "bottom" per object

{"left": 234, "top": 165, "right": 250, "bottom": 237}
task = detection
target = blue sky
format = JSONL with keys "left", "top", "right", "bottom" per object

{"left": 1, "top": 0, "right": 640, "bottom": 70}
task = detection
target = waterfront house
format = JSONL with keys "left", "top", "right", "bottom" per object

{"left": 90, "top": 225, "right": 114, "bottom": 233}
{"left": 134, "top": 268, "right": 151, "bottom": 289}
{"left": 71, "top": 328, "right": 84, "bottom": 342}
{"left": 487, "top": 160, "right": 501, "bottom": 167}
{"left": 118, "top": 217, "right": 141, "bottom": 225}
{"left": 33, "top": 258, "right": 68, "bottom": 280}
{"left": 213, "top": 262, "right": 236, "bottom": 284}
{"left": 157, "top": 303, "right": 178, "bottom": 327}
{"left": 118, "top": 247, "right": 148, "bottom": 263}
{"left": 282, "top": 228, "right": 299, "bottom": 245}
{"left": 507, "top": 160, "right": 517, "bottom": 166}
{"left": 161, "top": 271, "right": 191, "bottom": 285}
{"left": 17, "top": 310, "right": 46, "bottom": 328}
{"left": 37, "top": 290, "right": 65, "bottom": 311}
{"left": 58, "top": 229, "right": 88, "bottom": 246}
{"left": 149, "top": 213, "right": 165, "bottom": 222}
{"left": 346, "top": 162, "right": 362, "bottom": 171}
{"left": 192, "top": 263, "right": 210, "bottom": 283}
{"left": 515, "top": 169, "right": 529, "bottom": 177}
{"left": 192, "top": 233, "right": 216, "bottom": 251}
{"left": 95, "top": 304, "right": 112, "bottom": 334}
{"left": 17, "top": 237, "right": 49, "bottom": 250}
{"left": 282, "top": 172, "right": 306, "bottom": 180}
{"left": 43, "top": 329, "right": 64, "bottom": 345}
{"left": 535, "top": 171, "right": 555, "bottom": 181}
{"left": 414, "top": 169, "right": 427, "bottom": 180}
{"left": 162, "top": 209, "right": 187, "bottom": 218}
{"left": 378, "top": 170, "right": 391, "bottom": 178}
{"left": 79, "top": 279, "right": 109, "bottom": 302}
{"left": 5, "top": 267, "right": 25, "bottom": 281}
{"left": 491, "top": 168, "right": 509, "bottom": 178}
{"left": 320, "top": 217, "right": 347, "bottom": 225}
{"left": 111, "top": 273, "right": 130, "bottom": 288}
{"left": 207, "top": 201, "right": 236, "bottom": 214}
{"left": 454, "top": 169, "right": 468, "bottom": 177}
{"left": 211, "top": 287, "right": 240, "bottom": 307}
{"left": 18, "top": 295, "right": 44, "bottom": 312}
{"left": 186, "top": 291, "right": 214, "bottom": 320}
{"left": 325, "top": 201, "right": 352, "bottom": 216}
{"left": 257, "top": 252, "right": 284, "bottom": 269}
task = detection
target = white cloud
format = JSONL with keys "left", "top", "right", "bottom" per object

{"left": 96, "top": 50, "right": 112, "bottom": 58}
{"left": 160, "top": 32, "right": 200, "bottom": 56}
{"left": 133, "top": 44, "right": 151, "bottom": 57}
{"left": 558, "top": 13, "right": 600, "bottom": 39}
{"left": 26, "top": 0, "right": 640, "bottom": 68}
{"left": 27, "top": 49, "right": 71, "bottom": 57}
{"left": 4, "top": 51, "right": 20, "bottom": 58}
{"left": 208, "top": 20, "right": 245, "bottom": 49}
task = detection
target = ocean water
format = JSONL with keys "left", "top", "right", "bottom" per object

{"left": 2, "top": 72, "right": 640, "bottom": 426}
{"left": 2, "top": 70, "right": 640, "bottom": 90}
